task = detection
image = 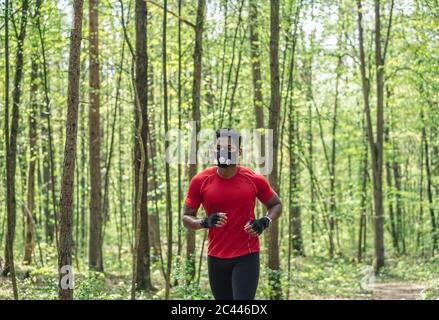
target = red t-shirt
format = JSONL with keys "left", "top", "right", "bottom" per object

{"left": 185, "top": 165, "right": 274, "bottom": 258}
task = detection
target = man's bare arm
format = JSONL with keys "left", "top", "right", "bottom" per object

{"left": 264, "top": 192, "right": 282, "bottom": 222}
{"left": 244, "top": 192, "right": 282, "bottom": 237}
{"left": 182, "top": 205, "right": 204, "bottom": 231}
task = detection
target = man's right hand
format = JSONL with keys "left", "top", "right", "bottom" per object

{"left": 200, "top": 212, "right": 227, "bottom": 228}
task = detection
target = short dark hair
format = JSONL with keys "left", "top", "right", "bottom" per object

{"left": 215, "top": 128, "right": 241, "bottom": 148}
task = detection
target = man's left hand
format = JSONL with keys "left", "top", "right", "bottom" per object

{"left": 244, "top": 217, "right": 270, "bottom": 237}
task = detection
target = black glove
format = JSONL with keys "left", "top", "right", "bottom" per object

{"left": 200, "top": 213, "right": 221, "bottom": 228}
{"left": 248, "top": 217, "right": 270, "bottom": 235}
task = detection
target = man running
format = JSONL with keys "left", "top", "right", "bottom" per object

{"left": 182, "top": 128, "right": 282, "bottom": 300}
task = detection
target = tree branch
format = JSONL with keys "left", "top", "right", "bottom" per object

{"left": 145, "top": 0, "right": 196, "bottom": 29}
{"left": 382, "top": 0, "right": 394, "bottom": 62}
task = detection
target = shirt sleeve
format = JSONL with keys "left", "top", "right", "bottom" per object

{"left": 253, "top": 174, "right": 274, "bottom": 203}
{"left": 184, "top": 174, "right": 203, "bottom": 210}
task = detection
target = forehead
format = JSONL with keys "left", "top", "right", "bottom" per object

{"left": 215, "top": 136, "right": 239, "bottom": 147}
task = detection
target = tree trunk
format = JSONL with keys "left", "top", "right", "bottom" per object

{"left": 417, "top": 126, "right": 425, "bottom": 254}
{"left": 79, "top": 104, "right": 87, "bottom": 258}
{"left": 393, "top": 157, "right": 405, "bottom": 253}
{"left": 133, "top": 0, "right": 153, "bottom": 292}
{"left": 146, "top": 66, "right": 162, "bottom": 260}
{"left": 372, "top": 0, "right": 386, "bottom": 272}
{"left": 88, "top": 0, "right": 104, "bottom": 272}
{"left": 303, "top": 22, "right": 316, "bottom": 252}
{"left": 249, "top": 0, "right": 265, "bottom": 133}
{"left": 4, "top": 1, "right": 29, "bottom": 300}
{"left": 284, "top": 1, "right": 303, "bottom": 258}
{"left": 25, "top": 51, "right": 39, "bottom": 265}
{"left": 176, "top": 0, "right": 183, "bottom": 267}
{"left": 187, "top": 0, "right": 205, "bottom": 284}
{"left": 421, "top": 110, "right": 438, "bottom": 254}
{"left": 329, "top": 44, "right": 342, "bottom": 257}
{"left": 37, "top": 3, "right": 57, "bottom": 245}
{"left": 162, "top": 0, "right": 173, "bottom": 300}
{"left": 249, "top": 0, "right": 270, "bottom": 251}
{"left": 357, "top": 0, "right": 392, "bottom": 273}
{"left": 358, "top": 113, "right": 369, "bottom": 262}
{"left": 58, "top": 0, "right": 84, "bottom": 300}
{"left": 385, "top": 126, "right": 399, "bottom": 252}
{"left": 3, "top": 0, "right": 19, "bottom": 299}
{"left": 268, "top": 0, "right": 281, "bottom": 300}
{"left": 219, "top": 0, "right": 244, "bottom": 128}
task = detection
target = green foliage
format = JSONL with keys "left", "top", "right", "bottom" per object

{"left": 173, "top": 257, "right": 212, "bottom": 300}
{"left": 19, "top": 267, "right": 58, "bottom": 300}
{"left": 286, "top": 257, "right": 370, "bottom": 299}
{"left": 0, "top": 0, "right": 438, "bottom": 301}
{"left": 74, "top": 272, "right": 106, "bottom": 300}
{"left": 421, "top": 280, "right": 439, "bottom": 300}
{"left": 380, "top": 256, "right": 439, "bottom": 282}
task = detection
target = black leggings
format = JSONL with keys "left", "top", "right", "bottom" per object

{"left": 207, "top": 252, "right": 260, "bottom": 300}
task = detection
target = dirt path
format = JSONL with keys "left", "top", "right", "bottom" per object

{"left": 370, "top": 282, "right": 426, "bottom": 300}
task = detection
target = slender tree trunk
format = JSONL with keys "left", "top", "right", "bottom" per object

{"left": 421, "top": 110, "right": 438, "bottom": 254}
{"left": 4, "top": 3, "right": 29, "bottom": 300}
{"left": 105, "top": 37, "right": 125, "bottom": 264}
{"left": 144, "top": 8, "right": 160, "bottom": 255}
{"left": 162, "top": 0, "right": 173, "bottom": 300}
{"left": 88, "top": 0, "right": 103, "bottom": 272}
{"left": 386, "top": 86, "right": 404, "bottom": 255}
{"left": 37, "top": 3, "right": 57, "bottom": 245}
{"left": 3, "top": 1, "right": 10, "bottom": 255}
{"left": 249, "top": 0, "right": 270, "bottom": 250}
{"left": 146, "top": 62, "right": 161, "bottom": 258}
{"left": 103, "top": 37, "right": 125, "bottom": 264}
{"left": 40, "top": 114, "right": 53, "bottom": 243}
{"left": 25, "top": 0, "right": 43, "bottom": 264}
{"left": 219, "top": 0, "right": 244, "bottom": 127}
{"left": 227, "top": 33, "right": 245, "bottom": 127}
{"left": 58, "top": 0, "right": 84, "bottom": 300}
{"left": 249, "top": 1, "right": 265, "bottom": 134}
{"left": 176, "top": 0, "right": 183, "bottom": 266}
{"left": 118, "top": 87, "right": 127, "bottom": 260}
{"left": 187, "top": 0, "right": 205, "bottom": 284}
{"left": 308, "top": 103, "right": 316, "bottom": 250}
{"left": 25, "top": 51, "right": 39, "bottom": 264}
{"left": 217, "top": 0, "right": 228, "bottom": 120}
{"left": 393, "top": 157, "right": 405, "bottom": 253}
{"left": 417, "top": 129, "right": 425, "bottom": 254}
{"left": 133, "top": 0, "right": 153, "bottom": 292}
{"left": 79, "top": 104, "right": 87, "bottom": 258}
{"left": 385, "top": 126, "right": 399, "bottom": 252}
{"left": 372, "top": 0, "right": 387, "bottom": 271}
{"left": 358, "top": 113, "right": 369, "bottom": 262}
{"left": 389, "top": 91, "right": 406, "bottom": 253}
{"left": 268, "top": 0, "right": 281, "bottom": 300}
{"left": 329, "top": 44, "right": 342, "bottom": 256}
{"left": 303, "top": 40, "right": 316, "bottom": 252}
{"left": 3, "top": 0, "right": 19, "bottom": 299}
{"left": 284, "top": 1, "right": 303, "bottom": 259}
{"left": 357, "top": 0, "right": 393, "bottom": 272}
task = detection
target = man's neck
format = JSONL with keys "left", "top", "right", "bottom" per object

{"left": 217, "top": 165, "right": 238, "bottom": 179}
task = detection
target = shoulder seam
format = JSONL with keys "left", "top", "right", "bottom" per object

{"left": 238, "top": 169, "right": 258, "bottom": 194}
{"left": 199, "top": 172, "right": 216, "bottom": 194}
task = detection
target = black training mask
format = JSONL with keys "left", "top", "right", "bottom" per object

{"left": 215, "top": 129, "right": 240, "bottom": 168}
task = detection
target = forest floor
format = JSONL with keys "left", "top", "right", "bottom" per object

{"left": 369, "top": 282, "right": 427, "bottom": 300}
{"left": 0, "top": 253, "right": 438, "bottom": 300}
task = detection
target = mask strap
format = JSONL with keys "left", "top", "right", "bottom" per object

{"left": 228, "top": 136, "right": 231, "bottom": 164}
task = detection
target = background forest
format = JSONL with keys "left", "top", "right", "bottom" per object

{"left": 0, "top": 0, "right": 438, "bottom": 300}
